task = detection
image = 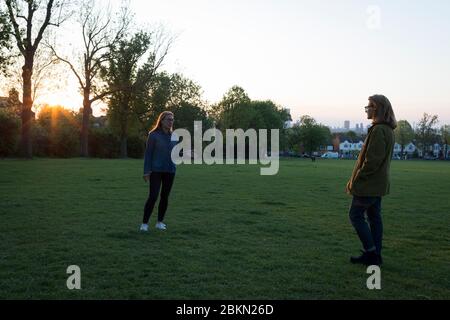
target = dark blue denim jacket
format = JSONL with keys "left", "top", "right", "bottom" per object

{"left": 143, "top": 129, "right": 177, "bottom": 174}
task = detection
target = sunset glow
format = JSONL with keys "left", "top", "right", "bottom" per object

{"left": 2, "top": 0, "right": 450, "bottom": 127}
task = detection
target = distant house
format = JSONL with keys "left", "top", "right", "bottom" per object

{"left": 416, "top": 143, "right": 444, "bottom": 158}
{"left": 0, "top": 96, "right": 9, "bottom": 108}
{"left": 432, "top": 143, "right": 441, "bottom": 157}
{"left": 404, "top": 143, "right": 416, "bottom": 154}
{"left": 339, "top": 140, "right": 364, "bottom": 158}
{"left": 0, "top": 94, "right": 28, "bottom": 118}
{"left": 393, "top": 143, "right": 402, "bottom": 155}
{"left": 92, "top": 115, "right": 108, "bottom": 128}
{"left": 339, "top": 140, "right": 363, "bottom": 151}
{"left": 393, "top": 142, "right": 417, "bottom": 158}
{"left": 444, "top": 145, "right": 450, "bottom": 159}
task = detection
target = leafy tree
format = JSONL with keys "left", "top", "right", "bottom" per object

{"left": 0, "top": 108, "right": 20, "bottom": 156}
{"left": 103, "top": 31, "right": 151, "bottom": 158}
{"left": 210, "top": 85, "right": 250, "bottom": 128}
{"left": 292, "top": 115, "right": 331, "bottom": 156}
{"left": 37, "top": 105, "right": 80, "bottom": 157}
{"left": 171, "top": 102, "right": 212, "bottom": 135}
{"left": 415, "top": 113, "right": 439, "bottom": 157}
{"left": 88, "top": 127, "right": 120, "bottom": 158}
{"left": 134, "top": 72, "right": 208, "bottom": 134}
{"left": 0, "top": 8, "right": 13, "bottom": 75}
{"left": 347, "top": 130, "right": 358, "bottom": 142}
{"left": 440, "top": 125, "right": 450, "bottom": 160}
{"left": 213, "top": 86, "right": 289, "bottom": 132}
{"left": 394, "top": 120, "right": 414, "bottom": 156}
{"left": 1, "top": 87, "right": 22, "bottom": 116}
{"left": 103, "top": 30, "right": 172, "bottom": 157}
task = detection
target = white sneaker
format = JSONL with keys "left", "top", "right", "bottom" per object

{"left": 139, "top": 223, "right": 149, "bottom": 232}
{"left": 155, "top": 222, "right": 167, "bottom": 230}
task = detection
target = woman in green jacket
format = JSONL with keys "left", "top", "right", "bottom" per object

{"left": 346, "top": 94, "right": 397, "bottom": 266}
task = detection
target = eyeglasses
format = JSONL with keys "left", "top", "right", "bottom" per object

{"left": 164, "top": 118, "right": 174, "bottom": 122}
{"left": 364, "top": 105, "right": 375, "bottom": 111}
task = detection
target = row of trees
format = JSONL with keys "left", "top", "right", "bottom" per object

{"left": 0, "top": 0, "right": 173, "bottom": 157}
{"left": 5, "top": 79, "right": 449, "bottom": 159}
{"left": 394, "top": 114, "right": 450, "bottom": 158}
{"left": 0, "top": 0, "right": 333, "bottom": 160}
{"left": 1, "top": 82, "right": 334, "bottom": 158}
{"left": 3, "top": 1, "right": 447, "bottom": 160}
{"left": 335, "top": 114, "right": 449, "bottom": 159}
{"left": 0, "top": 0, "right": 328, "bottom": 159}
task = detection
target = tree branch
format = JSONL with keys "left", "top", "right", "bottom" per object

{"left": 17, "top": 14, "right": 27, "bottom": 21}
{"left": 33, "top": 0, "right": 55, "bottom": 52}
{"left": 49, "top": 45, "right": 85, "bottom": 90}
{"left": 5, "top": 0, "right": 26, "bottom": 55}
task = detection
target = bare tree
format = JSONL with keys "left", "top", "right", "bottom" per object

{"left": 49, "top": 0, "right": 131, "bottom": 157}
{"left": 7, "top": 46, "right": 62, "bottom": 114}
{"left": 4, "top": 0, "right": 69, "bottom": 157}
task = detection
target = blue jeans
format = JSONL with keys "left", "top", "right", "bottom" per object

{"left": 349, "top": 196, "right": 383, "bottom": 255}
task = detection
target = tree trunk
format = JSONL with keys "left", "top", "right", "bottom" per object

{"left": 120, "top": 136, "right": 128, "bottom": 158}
{"left": 20, "top": 60, "right": 34, "bottom": 158}
{"left": 120, "top": 120, "right": 128, "bottom": 158}
{"left": 80, "top": 88, "right": 91, "bottom": 157}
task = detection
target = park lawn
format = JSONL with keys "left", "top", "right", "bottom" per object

{"left": 0, "top": 158, "right": 449, "bottom": 299}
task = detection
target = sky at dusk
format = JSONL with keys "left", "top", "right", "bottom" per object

{"left": 130, "top": 0, "right": 450, "bottom": 128}
{"left": 3, "top": 0, "right": 450, "bottom": 129}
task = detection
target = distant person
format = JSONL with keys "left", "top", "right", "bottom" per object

{"left": 140, "top": 111, "right": 177, "bottom": 232}
{"left": 346, "top": 95, "right": 397, "bottom": 266}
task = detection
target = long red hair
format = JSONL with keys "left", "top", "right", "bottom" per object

{"left": 150, "top": 111, "right": 174, "bottom": 133}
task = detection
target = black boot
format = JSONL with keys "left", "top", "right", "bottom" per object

{"left": 350, "top": 250, "right": 381, "bottom": 266}
{"left": 377, "top": 253, "right": 383, "bottom": 265}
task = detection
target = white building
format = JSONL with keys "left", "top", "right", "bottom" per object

{"left": 339, "top": 140, "right": 364, "bottom": 156}
{"left": 433, "top": 143, "right": 441, "bottom": 157}
{"left": 393, "top": 142, "right": 417, "bottom": 159}
{"left": 404, "top": 143, "right": 416, "bottom": 154}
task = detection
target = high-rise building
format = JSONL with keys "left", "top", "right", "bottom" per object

{"left": 344, "top": 120, "right": 350, "bottom": 130}
{"left": 283, "top": 108, "right": 293, "bottom": 128}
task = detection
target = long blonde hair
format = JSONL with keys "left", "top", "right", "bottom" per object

{"left": 369, "top": 95, "right": 397, "bottom": 129}
{"left": 150, "top": 111, "right": 174, "bottom": 133}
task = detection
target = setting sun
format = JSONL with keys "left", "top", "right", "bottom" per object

{"left": 34, "top": 91, "right": 107, "bottom": 117}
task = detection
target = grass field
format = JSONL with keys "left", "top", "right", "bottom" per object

{"left": 0, "top": 158, "right": 449, "bottom": 299}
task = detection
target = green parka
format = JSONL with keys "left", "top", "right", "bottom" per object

{"left": 346, "top": 123, "right": 395, "bottom": 197}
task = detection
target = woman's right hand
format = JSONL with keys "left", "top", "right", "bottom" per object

{"left": 143, "top": 173, "right": 151, "bottom": 182}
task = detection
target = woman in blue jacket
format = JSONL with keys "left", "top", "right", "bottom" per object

{"left": 140, "top": 111, "right": 177, "bottom": 232}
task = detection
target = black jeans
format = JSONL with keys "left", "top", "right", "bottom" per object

{"left": 143, "top": 172, "right": 175, "bottom": 224}
{"left": 349, "top": 196, "right": 383, "bottom": 255}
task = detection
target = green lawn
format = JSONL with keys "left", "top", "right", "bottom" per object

{"left": 0, "top": 158, "right": 449, "bottom": 299}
